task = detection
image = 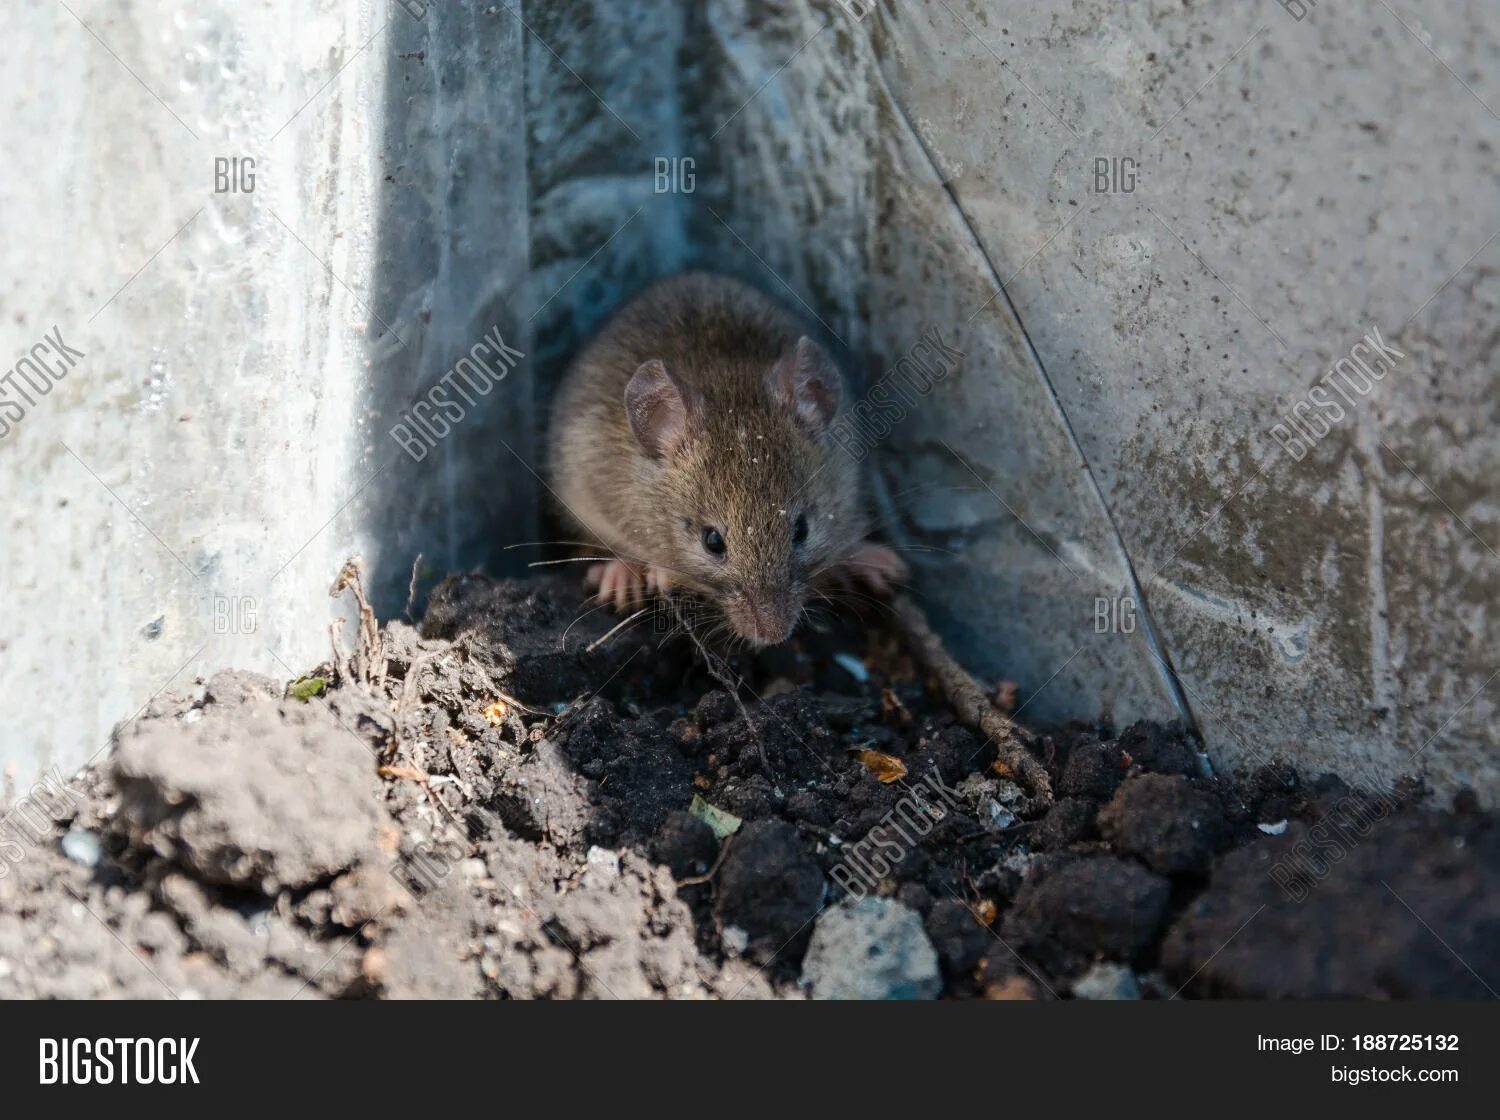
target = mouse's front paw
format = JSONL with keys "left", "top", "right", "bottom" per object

{"left": 585, "top": 558, "right": 669, "bottom": 611}
{"left": 823, "top": 542, "right": 909, "bottom": 597}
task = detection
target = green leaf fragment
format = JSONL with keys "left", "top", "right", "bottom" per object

{"left": 288, "top": 675, "right": 327, "bottom": 702}
{"left": 689, "top": 794, "right": 742, "bottom": 840}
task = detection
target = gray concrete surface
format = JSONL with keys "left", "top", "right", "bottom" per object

{"left": 0, "top": 0, "right": 531, "bottom": 789}
{"left": 864, "top": 1, "right": 1500, "bottom": 798}
{"left": 3, "top": 0, "right": 1495, "bottom": 803}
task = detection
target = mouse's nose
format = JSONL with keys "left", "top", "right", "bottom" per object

{"left": 741, "top": 589, "right": 794, "bottom": 645}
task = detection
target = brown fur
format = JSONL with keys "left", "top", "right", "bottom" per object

{"left": 547, "top": 273, "right": 869, "bottom": 644}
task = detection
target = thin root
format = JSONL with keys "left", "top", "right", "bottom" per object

{"left": 675, "top": 833, "right": 735, "bottom": 888}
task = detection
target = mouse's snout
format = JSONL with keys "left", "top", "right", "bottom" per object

{"left": 728, "top": 586, "right": 798, "bottom": 647}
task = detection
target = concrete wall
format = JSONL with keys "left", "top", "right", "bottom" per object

{"left": 4, "top": 0, "right": 1495, "bottom": 803}
{"left": 864, "top": 0, "right": 1500, "bottom": 798}
{"left": 2, "top": 0, "right": 385, "bottom": 785}
{"left": 0, "top": 0, "right": 531, "bottom": 789}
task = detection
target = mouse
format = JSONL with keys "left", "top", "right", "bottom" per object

{"left": 547, "top": 272, "right": 906, "bottom": 647}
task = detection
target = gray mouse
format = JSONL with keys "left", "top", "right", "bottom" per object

{"left": 547, "top": 272, "right": 905, "bottom": 646}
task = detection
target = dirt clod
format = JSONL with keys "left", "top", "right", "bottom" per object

{"left": 1003, "top": 855, "right": 1172, "bottom": 971}
{"left": 1031, "top": 796, "right": 1097, "bottom": 851}
{"left": 1059, "top": 741, "right": 1125, "bottom": 800}
{"left": 1163, "top": 813, "right": 1500, "bottom": 998}
{"left": 713, "top": 821, "right": 824, "bottom": 966}
{"left": 112, "top": 695, "right": 384, "bottom": 893}
{"left": 1098, "top": 774, "right": 1225, "bottom": 876}
{"left": 652, "top": 810, "right": 719, "bottom": 880}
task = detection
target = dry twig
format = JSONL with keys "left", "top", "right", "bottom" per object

{"left": 889, "top": 593, "right": 1053, "bottom": 805}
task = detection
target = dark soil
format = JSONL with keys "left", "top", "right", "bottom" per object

{"left": 406, "top": 573, "right": 1500, "bottom": 998}
{"left": 3, "top": 570, "right": 1496, "bottom": 999}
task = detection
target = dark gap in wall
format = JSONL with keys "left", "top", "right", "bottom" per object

{"left": 365, "top": 3, "right": 534, "bottom": 618}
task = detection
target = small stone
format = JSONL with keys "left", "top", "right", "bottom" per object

{"left": 721, "top": 925, "right": 750, "bottom": 957}
{"left": 1072, "top": 962, "right": 1140, "bottom": 1000}
{"left": 956, "top": 774, "right": 1021, "bottom": 831}
{"left": 801, "top": 898, "right": 942, "bottom": 1000}
{"left": 585, "top": 846, "right": 620, "bottom": 878}
{"left": 833, "top": 653, "right": 869, "bottom": 683}
{"left": 60, "top": 828, "right": 101, "bottom": 868}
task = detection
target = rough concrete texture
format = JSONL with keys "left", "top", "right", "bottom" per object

{"left": 368, "top": 2, "right": 533, "bottom": 612}
{"left": 4, "top": 0, "right": 1496, "bottom": 803}
{"left": 627, "top": 0, "right": 1497, "bottom": 798}
{"left": 863, "top": 2, "right": 1500, "bottom": 796}
{"left": 1, "top": 2, "right": 532, "bottom": 788}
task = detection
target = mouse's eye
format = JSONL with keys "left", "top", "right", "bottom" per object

{"left": 792, "top": 514, "right": 808, "bottom": 545}
{"left": 701, "top": 526, "right": 727, "bottom": 556}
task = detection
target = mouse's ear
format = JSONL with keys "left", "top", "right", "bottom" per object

{"left": 770, "top": 336, "right": 841, "bottom": 435}
{"left": 625, "top": 358, "right": 698, "bottom": 460}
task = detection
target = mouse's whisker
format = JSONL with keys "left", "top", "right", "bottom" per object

{"left": 882, "top": 543, "right": 954, "bottom": 556}
{"left": 879, "top": 482, "right": 987, "bottom": 508}
{"left": 528, "top": 556, "right": 615, "bottom": 567}
{"left": 504, "top": 539, "right": 603, "bottom": 551}
{"left": 585, "top": 605, "right": 653, "bottom": 653}
{"left": 820, "top": 587, "right": 903, "bottom": 619}
{"left": 560, "top": 598, "right": 620, "bottom": 648}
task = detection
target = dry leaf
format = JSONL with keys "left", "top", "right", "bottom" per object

{"left": 482, "top": 700, "right": 509, "bottom": 725}
{"left": 983, "top": 976, "right": 1040, "bottom": 1000}
{"left": 972, "top": 899, "right": 998, "bottom": 926}
{"left": 881, "top": 687, "right": 910, "bottom": 724}
{"left": 856, "top": 749, "right": 908, "bottom": 784}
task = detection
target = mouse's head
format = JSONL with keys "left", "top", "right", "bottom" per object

{"left": 625, "top": 336, "right": 865, "bottom": 647}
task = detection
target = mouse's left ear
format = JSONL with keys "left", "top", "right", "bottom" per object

{"left": 770, "top": 336, "right": 841, "bottom": 436}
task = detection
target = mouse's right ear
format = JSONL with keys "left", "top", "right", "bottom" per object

{"left": 625, "top": 359, "right": 698, "bottom": 461}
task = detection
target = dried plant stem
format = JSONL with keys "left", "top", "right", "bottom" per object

{"left": 890, "top": 594, "right": 1053, "bottom": 804}
{"left": 330, "top": 557, "right": 384, "bottom": 688}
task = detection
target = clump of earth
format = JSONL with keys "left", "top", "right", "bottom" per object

{"left": 1, "top": 572, "right": 1495, "bottom": 999}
